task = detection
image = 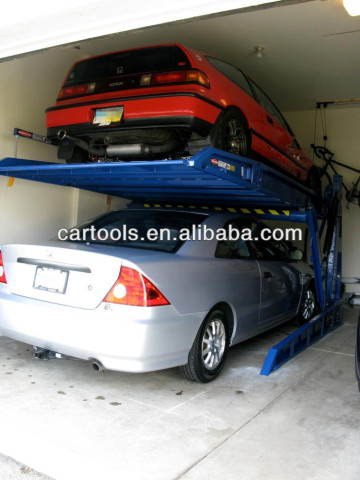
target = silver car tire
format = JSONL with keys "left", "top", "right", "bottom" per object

{"left": 180, "top": 310, "right": 229, "bottom": 383}
{"left": 298, "top": 284, "right": 318, "bottom": 325}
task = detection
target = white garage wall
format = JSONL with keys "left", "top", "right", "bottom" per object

{"left": 0, "top": 49, "right": 126, "bottom": 245}
{"left": 284, "top": 107, "right": 360, "bottom": 293}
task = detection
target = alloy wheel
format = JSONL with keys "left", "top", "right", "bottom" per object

{"left": 223, "top": 118, "right": 248, "bottom": 156}
{"left": 302, "top": 288, "right": 316, "bottom": 321}
{"left": 201, "top": 319, "right": 226, "bottom": 370}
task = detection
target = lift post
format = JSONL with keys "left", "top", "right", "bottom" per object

{"left": 0, "top": 145, "right": 344, "bottom": 375}
{"left": 260, "top": 175, "right": 343, "bottom": 375}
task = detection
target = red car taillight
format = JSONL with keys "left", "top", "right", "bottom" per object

{"left": 57, "top": 82, "right": 96, "bottom": 100}
{"left": 103, "top": 266, "right": 170, "bottom": 307}
{"left": 140, "top": 69, "right": 210, "bottom": 88}
{"left": 0, "top": 251, "right": 7, "bottom": 284}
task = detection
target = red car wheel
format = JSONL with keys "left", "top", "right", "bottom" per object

{"left": 211, "top": 110, "right": 250, "bottom": 157}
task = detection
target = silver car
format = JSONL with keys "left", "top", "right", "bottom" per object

{"left": 0, "top": 209, "right": 316, "bottom": 382}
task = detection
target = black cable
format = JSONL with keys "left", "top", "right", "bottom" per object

{"left": 319, "top": 107, "right": 325, "bottom": 146}
{"left": 313, "top": 107, "right": 318, "bottom": 160}
{"left": 320, "top": 105, "right": 328, "bottom": 147}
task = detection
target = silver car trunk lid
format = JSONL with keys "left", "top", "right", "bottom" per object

{"left": 1, "top": 242, "right": 123, "bottom": 309}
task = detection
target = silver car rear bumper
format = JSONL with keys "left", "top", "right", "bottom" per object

{"left": 0, "top": 286, "right": 204, "bottom": 373}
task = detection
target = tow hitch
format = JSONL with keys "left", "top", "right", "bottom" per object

{"left": 33, "top": 346, "right": 64, "bottom": 360}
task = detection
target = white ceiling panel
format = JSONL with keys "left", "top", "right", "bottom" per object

{"left": 1, "top": 0, "right": 281, "bottom": 59}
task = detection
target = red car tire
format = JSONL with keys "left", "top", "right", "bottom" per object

{"left": 210, "top": 109, "right": 251, "bottom": 158}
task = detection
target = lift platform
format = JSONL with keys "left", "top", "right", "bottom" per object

{"left": 0, "top": 142, "right": 343, "bottom": 376}
{"left": 0, "top": 147, "right": 311, "bottom": 208}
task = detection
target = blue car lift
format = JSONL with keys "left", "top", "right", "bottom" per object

{"left": 0, "top": 142, "right": 343, "bottom": 375}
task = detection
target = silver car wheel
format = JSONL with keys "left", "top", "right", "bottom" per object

{"left": 302, "top": 288, "right": 316, "bottom": 321}
{"left": 201, "top": 319, "right": 226, "bottom": 371}
{"left": 180, "top": 309, "right": 229, "bottom": 383}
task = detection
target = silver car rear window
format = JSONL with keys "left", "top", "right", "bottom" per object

{"left": 63, "top": 210, "right": 208, "bottom": 253}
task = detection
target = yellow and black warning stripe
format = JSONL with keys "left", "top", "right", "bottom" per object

{"left": 142, "top": 203, "right": 291, "bottom": 217}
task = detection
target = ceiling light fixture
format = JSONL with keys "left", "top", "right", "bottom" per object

{"left": 255, "top": 45, "right": 265, "bottom": 58}
{"left": 343, "top": 0, "right": 360, "bottom": 16}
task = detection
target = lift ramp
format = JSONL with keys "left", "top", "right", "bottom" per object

{"left": 260, "top": 301, "right": 343, "bottom": 375}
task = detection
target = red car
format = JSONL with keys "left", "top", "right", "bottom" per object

{"left": 46, "top": 43, "right": 320, "bottom": 193}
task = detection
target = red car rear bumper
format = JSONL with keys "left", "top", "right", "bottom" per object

{"left": 46, "top": 93, "right": 222, "bottom": 138}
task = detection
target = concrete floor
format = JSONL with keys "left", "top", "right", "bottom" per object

{"left": 0, "top": 306, "right": 359, "bottom": 480}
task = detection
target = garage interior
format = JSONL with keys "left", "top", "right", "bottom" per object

{"left": 0, "top": 0, "right": 359, "bottom": 479}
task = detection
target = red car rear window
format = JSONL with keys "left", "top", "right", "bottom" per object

{"left": 64, "top": 46, "right": 191, "bottom": 87}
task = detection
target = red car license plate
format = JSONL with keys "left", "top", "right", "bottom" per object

{"left": 92, "top": 107, "right": 124, "bottom": 125}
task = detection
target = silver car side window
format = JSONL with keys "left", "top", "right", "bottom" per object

{"left": 215, "top": 221, "right": 251, "bottom": 259}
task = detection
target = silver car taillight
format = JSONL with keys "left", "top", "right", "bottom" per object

{"left": 0, "top": 250, "right": 7, "bottom": 283}
{"left": 103, "top": 266, "right": 169, "bottom": 307}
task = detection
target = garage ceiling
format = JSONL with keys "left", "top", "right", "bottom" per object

{"left": 1, "top": 0, "right": 282, "bottom": 59}
{"left": 2, "top": 0, "right": 360, "bottom": 111}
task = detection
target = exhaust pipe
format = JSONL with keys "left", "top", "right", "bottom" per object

{"left": 106, "top": 144, "right": 150, "bottom": 157}
{"left": 91, "top": 360, "right": 105, "bottom": 372}
{"left": 58, "top": 129, "right": 176, "bottom": 158}
{"left": 106, "top": 142, "right": 176, "bottom": 157}
{"left": 57, "top": 130, "right": 106, "bottom": 156}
